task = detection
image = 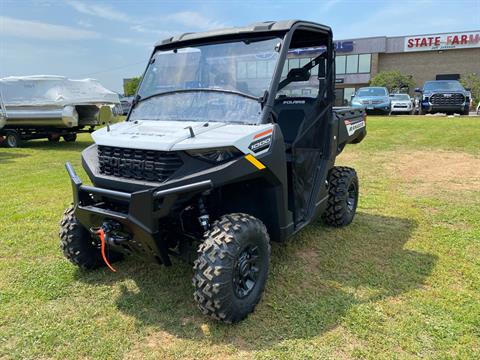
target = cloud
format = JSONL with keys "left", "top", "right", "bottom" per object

{"left": 0, "top": 16, "right": 100, "bottom": 40}
{"left": 165, "top": 11, "right": 227, "bottom": 30}
{"left": 320, "top": 0, "right": 341, "bottom": 12}
{"left": 129, "top": 11, "right": 228, "bottom": 40}
{"left": 66, "top": 0, "right": 132, "bottom": 22}
{"left": 77, "top": 19, "right": 93, "bottom": 28}
{"left": 112, "top": 37, "right": 153, "bottom": 48}
{"left": 130, "top": 24, "right": 172, "bottom": 38}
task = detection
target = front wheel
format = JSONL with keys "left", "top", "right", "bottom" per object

{"left": 59, "top": 206, "right": 123, "bottom": 269}
{"left": 193, "top": 213, "right": 270, "bottom": 323}
{"left": 324, "top": 166, "right": 359, "bottom": 227}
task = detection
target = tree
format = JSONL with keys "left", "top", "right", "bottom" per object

{"left": 369, "top": 70, "right": 416, "bottom": 93}
{"left": 124, "top": 77, "right": 142, "bottom": 96}
{"left": 460, "top": 73, "right": 480, "bottom": 108}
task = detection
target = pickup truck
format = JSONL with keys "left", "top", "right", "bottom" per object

{"left": 60, "top": 20, "right": 366, "bottom": 323}
{"left": 416, "top": 80, "right": 470, "bottom": 115}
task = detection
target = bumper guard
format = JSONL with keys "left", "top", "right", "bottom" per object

{"left": 65, "top": 162, "right": 212, "bottom": 265}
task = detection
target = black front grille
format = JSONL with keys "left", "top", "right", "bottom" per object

{"left": 430, "top": 93, "right": 464, "bottom": 105}
{"left": 98, "top": 145, "right": 183, "bottom": 182}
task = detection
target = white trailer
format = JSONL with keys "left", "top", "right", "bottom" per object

{"left": 0, "top": 75, "right": 120, "bottom": 147}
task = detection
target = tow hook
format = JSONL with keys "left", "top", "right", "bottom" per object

{"left": 90, "top": 220, "right": 130, "bottom": 272}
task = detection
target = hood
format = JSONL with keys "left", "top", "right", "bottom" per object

{"left": 391, "top": 99, "right": 411, "bottom": 104}
{"left": 423, "top": 90, "right": 467, "bottom": 96}
{"left": 353, "top": 95, "right": 390, "bottom": 102}
{"left": 92, "top": 120, "right": 271, "bottom": 152}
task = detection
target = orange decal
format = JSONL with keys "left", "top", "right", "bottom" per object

{"left": 253, "top": 128, "right": 273, "bottom": 139}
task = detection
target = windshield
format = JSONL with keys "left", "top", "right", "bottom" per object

{"left": 424, "top": 81, "right": 464, "bottom": 92}
{"left": 356, "top": 87, "right": 388, "bottom": 97}
{"left": 390, "top": 94, "right": 410, "bottom": 100}
{"left": 130, "top": 37, "right": 281, "bottom": 124}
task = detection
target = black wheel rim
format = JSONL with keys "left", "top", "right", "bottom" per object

{"left": 233, "top": 245, "right": 260, "bottom": 299}
{"left": 347, "top": 183, "right": 356, "bottom": 212}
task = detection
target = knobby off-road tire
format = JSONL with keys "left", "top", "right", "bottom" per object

{"left": 59, "top": 206, "right": 123, "bottom": 269}
{"left": 193, "top": 213, "right": 270, "bottom": 323}
{"left": 324, "top": 166, "right": 359, "bottom": 227}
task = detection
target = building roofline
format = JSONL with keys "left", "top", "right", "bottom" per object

{"left": 335, "top": 29, "right": 480, "bottom": 42}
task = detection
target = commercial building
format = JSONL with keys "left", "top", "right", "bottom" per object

{"left": 333, "top": 30, "right": 480, "bottom": 106}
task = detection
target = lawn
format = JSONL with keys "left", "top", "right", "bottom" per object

{"left": 0, "top": 116, "right": 479, "bottom": 359}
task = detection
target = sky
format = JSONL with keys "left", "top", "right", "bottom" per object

{"left": 1, "top": 0, "right": 479, "bottom": 93}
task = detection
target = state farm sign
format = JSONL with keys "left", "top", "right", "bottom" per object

{"left": 404, "top": 31, "right": 480, "bottom": 52}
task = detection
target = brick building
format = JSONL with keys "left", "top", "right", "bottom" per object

{"left": 334, "top": 30, "right": 480, "bottom": 106}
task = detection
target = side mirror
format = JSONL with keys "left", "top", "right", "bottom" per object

{"left": 414, "top": 88, "right": 422, "bottom": 93}
{"left": 286, "top": 68, "right": 310, "bottom": 82}
{"left": 351, "top": 94, "right": 355, "bottom": 99}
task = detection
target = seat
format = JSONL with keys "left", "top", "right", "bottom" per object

{"left": 273, "top": 97, "right": 316, "bottom": 151}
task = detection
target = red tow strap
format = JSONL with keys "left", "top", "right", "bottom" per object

{"left": 97, "top": 228, "right": 117, "bottom": 272}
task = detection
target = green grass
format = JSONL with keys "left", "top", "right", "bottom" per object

{"left": 1, "top": 116, "right": 479, "bottom": 359}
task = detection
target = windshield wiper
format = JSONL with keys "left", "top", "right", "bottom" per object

{"left": 135, "top": 88, "right": 261, "bottom": 105}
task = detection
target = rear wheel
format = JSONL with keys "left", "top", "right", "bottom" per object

{"left": 63, "top": 133, "right": 77, "bottom": 142}
{"left": 193, "top": 213, "right": 270, "bottom": 323}
{"left": 5, "top": 131, "right": 22, "bottom": 148}
{"left": 324, "top": 166, "right": 359, "bottom": 227}
{"left": 59, "top": 206, "right": 123, "bottom": 269}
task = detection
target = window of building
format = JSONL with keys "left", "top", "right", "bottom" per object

{"left": 336, "top": 56, "right": 346, "bottom": 75}
{"left": 346, "top": 55, "right": 358, "bottom": 74}
{"left": 336, "top": 54, "right": 371, "bottom": 74}
{"left": 358, "top": 54, "right": 371, "bottom": 73}
{"left": 246, "top": 61, "right": 256, "bottom": 78}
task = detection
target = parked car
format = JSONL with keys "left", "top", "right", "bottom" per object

{"left": 390, "top": 93, "right": 413, "bottom": 114}
{"left": 415, "top": 80, "right": 470, "bottom": 115}
{"left": 351, "top": 87, "right": 391, "bottom": 114}
{"left": 120, "top": 96, "right": 133, "bottom": 115}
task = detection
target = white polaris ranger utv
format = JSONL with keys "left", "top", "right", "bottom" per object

{"left": 60, "top": 20, "right": 366, "bottom": 323}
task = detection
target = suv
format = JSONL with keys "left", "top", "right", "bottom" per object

{"left": 416, "top": 80, "right": 470, "bottom": 115}
{"left": 351, "top": 87, "right": 391, "bottom": 114}
{"left": 60, "top": 20, "right": 366, "bottom": 323}
{"left": 390, "top": 93, "right": 413, "bottom": 114}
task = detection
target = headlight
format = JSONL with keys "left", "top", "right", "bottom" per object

{"left": 186, "top": 147, "right": 242, "bottom": 163}
{"left": 351, "top": 100, "right": 363, "bottom": 106}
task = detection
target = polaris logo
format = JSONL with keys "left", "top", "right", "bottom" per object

{"left": 249, "top": 136, "right": 272, "bottom": 153}
{"left": 99, "top": 156, "right": 159, "bottom": 172}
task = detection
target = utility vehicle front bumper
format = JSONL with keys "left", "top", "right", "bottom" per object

{"left": 65, "top": 162, "right": 212, "bottom": 265}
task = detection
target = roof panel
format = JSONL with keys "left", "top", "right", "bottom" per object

{"left": 154, "top": 20, "right": 331, "bottom": 48}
